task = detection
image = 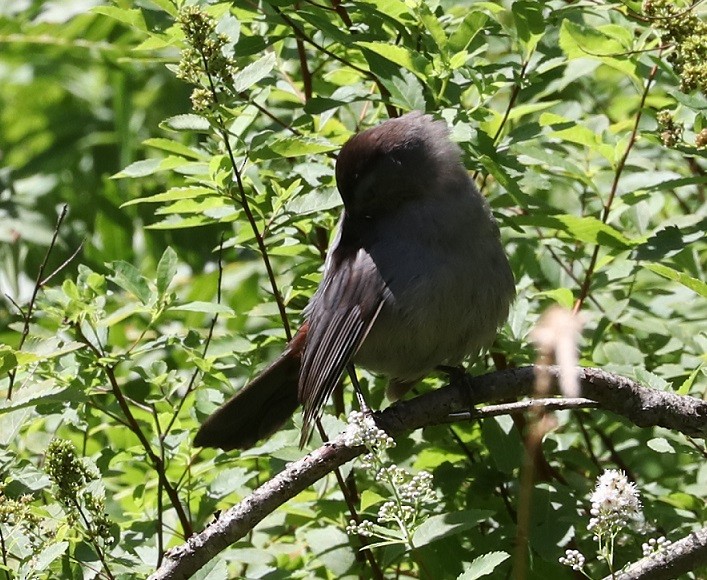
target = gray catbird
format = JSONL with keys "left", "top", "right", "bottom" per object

{"left": 195, "top": 111, "right": 515, "bottom": 450}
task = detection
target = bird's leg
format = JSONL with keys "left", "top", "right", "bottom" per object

{"left": 346, "top": 363, "right": 371, "bottom": 415}
{"left": 437, "top": 365, "right": 475, "bottom": 419}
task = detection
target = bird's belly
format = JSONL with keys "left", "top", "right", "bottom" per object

{"left": 354, "top": 248, "right": 507, "bottom": 381}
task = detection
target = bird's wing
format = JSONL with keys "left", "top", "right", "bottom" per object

{"left": 299, "top": 246, "right": 386, "bottom": 444}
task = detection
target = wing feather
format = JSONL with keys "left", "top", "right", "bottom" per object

{"left": 298, "top": 247, "right": 385, "bottom": 444}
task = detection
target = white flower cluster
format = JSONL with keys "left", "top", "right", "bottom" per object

{"left": 642, "top": 535, "right": 671, "bottom": 557}
{"left": 343, "top": 411, "right": 395, "bottom": 449}
{"left": 346, "top": 518, "right": 374, "bottom": 537}
{"left": 558, "top": 549, "right": 585, "bottom": 570}
{"left": 588, "top": 469, "right": 642, "bottom": 538}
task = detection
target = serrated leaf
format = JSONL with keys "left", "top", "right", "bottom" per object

{"left": 458, "top": 551, "right": 510, "bottom": 579}
{"left": 156, "top": 247, "right": 178, "bottom": 296}
{"left": 109, "top": 261, "right": 153, "bottom": 305}
{"left": 0, "top": 380, "right": 82, "bottom": 416}
{"left": 643, "top": 263, "right": 707, "bottom": 298}
{"left": 233, "top": 53, "right": 276, "bottom": 92}
{"left": 412, "top": 509, "right": 493, "bottom": 548}
{"left": 380, "top": 69, "right": 425, "bottom": 111}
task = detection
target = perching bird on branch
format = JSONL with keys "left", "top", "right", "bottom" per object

{"left": 195, "top": 111, "right": 515, "bottom": 450}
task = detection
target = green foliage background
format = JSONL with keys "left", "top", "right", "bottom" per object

{"left": 0, "top": 0, "right": 705, "bottom": 578}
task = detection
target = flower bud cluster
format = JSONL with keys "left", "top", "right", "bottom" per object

{"left": 343, "top": 411, "right": 435, "bottom": 548}
{"left": 643, "top": 0, "right": 707, "bottom": 93}
{"left": 656, "top": 110, "right": 684, "bottom": 147}
{"left": 558, "top": 548, "right": 585, "bottom": 571}
{"left": 642, "top": 535, "right": 672, "bottom": 556}
{"left": 344, "top": 411, "right": 395, "bottom": 449}
{"left": 176, "top": 6, "right": 234, "bottom": 112}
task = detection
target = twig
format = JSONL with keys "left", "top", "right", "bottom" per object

{"left": 8, "top": 204, "right": 68, "bottom": 399}
{"left": 573, "top": 51, "right": 661, "bottom": 313}
{"left": 610, "top": 526, "right": 707, "bottom": 580}
{"left": 150, "top": 366, "right": 707, "bottom": 579}
{"left": 314, "top": 422, "right": 385, "bottom": 580}
{"left": 73, "top": 325, "right": 193, "bottom": 537}
{"left": 40, "top": 238, "right": 84, "bottom": 286}
{"left": 271, "top": 7, "right": 397, "bottom": 118}
{"left": 196, "top": 49, "right": 292, "bottom": 340}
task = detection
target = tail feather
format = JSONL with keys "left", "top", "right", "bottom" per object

{"left": 194, "top": 328, "right": 306, "bottom": 450}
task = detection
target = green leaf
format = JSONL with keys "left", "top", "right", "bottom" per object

{"left": 267, "top": 136, "right": 339, "bottom": 157}
{"left": 357, "top": 41, "right": 429, "bottom": 79}
{"left": 143, "top": 138, "right": 205, "bottom": 160}
{"left": 109, "top": 261, "right": 153, "bottom": 305}
{"left": 534, "top": 288, "right": 574, "bottom": 308}
{"left": 677, "top": 365, "right": 703, "bottom": 396}
{"left": 156, "top": 247, "right": 178, "bottom": 296}
{"left": 93, "top": 6, "right": 147, "bottom": 30}
{"left": 514, "top": 214, "right": 634, "bottom": 249}
{"left": 31, "top": 541, "right": 69, "bottom": 571}
{"left": 379, "top": 69, "right": 425, "bottom": 111}
{"left": 449, "top": 12, "right": 488, "bottom": 52}
{"left": 558, "top": 20, "right": 637, "bottom": 78}
{"left": 458, "top": 552, "right": 510, "bottom": 580}
{"left": 360, "top": 489, "right": 386, "bottom": 511}
{"left": 113, "top": 156, "right": 189, "bottom": 178}
{"left": 512, "top": 2, "right": 545, "bottom": 53}
{"left": 643, "top": 263, "right": 707, "bottom": 298}
{"left": 0, "top": 346, "right": 17, "bottom": 375}
{"left": 170, "top": 301, "right": 235, "bottom": 315}
{"left": 233, "top": 53, "right": 276, "bottom": 92}
{"left": 162, "top": 114, "right": 211, "bottom": 132}
{"left": 121, "top": 187, "right": 218, "bottom": 208}
{"left": 412, "top": 510, "right": 493, "bottom": 547}
{"left": 647, "top": 437, "right": 675, "bottom": 454}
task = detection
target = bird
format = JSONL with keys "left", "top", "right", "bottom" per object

{"left": 194, "top": 111, "right": 515, "bottom": 451}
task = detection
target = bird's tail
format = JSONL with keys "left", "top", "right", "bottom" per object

{"left": 194, "top": 326, "right": 307, "bottom": 451}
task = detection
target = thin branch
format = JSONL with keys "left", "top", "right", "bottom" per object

{"left": 8, "top": 204, "right": 68, "bottom": 399}
{"left": 151, "top": 366, "right": 706, "bottom": 579}
{"left": 573, "top": 51, "right": 661, "bottom": 313}
{"left": 197, "top": 48, "right": 292, "bottom": 340}
{"left": 74, "top": 325, "right": 193, "bottom": 537}
{"left": 40, "top": 237, "right": 85, "bottom": 286}
{"left": 163, "top": 237, "right": 225, "bottom": 438}
{"left": 271, "top": 6, "right": 397, "bottom": 118}
{"left": 314, "top": 422, "right": 385, "bottom": 580}
{"left": 610, "top": 526, "right": 707, "bottom": 580}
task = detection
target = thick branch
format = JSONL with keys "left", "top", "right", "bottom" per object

{"left": 610, "top": 526, "right": 707, "bottom": 580}
{"left": 151, "top": 366, "right": 706, "bottom": 579}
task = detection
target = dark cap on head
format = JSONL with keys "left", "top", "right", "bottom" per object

{"left": 335, "top": 112, "right": 463, "bottom": 212}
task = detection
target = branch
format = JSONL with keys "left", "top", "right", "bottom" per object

{"left": 151, "top": 366, "right": 706, "bottom": 579}
{"left": 610, "top": 526, "right": 707, "bottom": 580}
